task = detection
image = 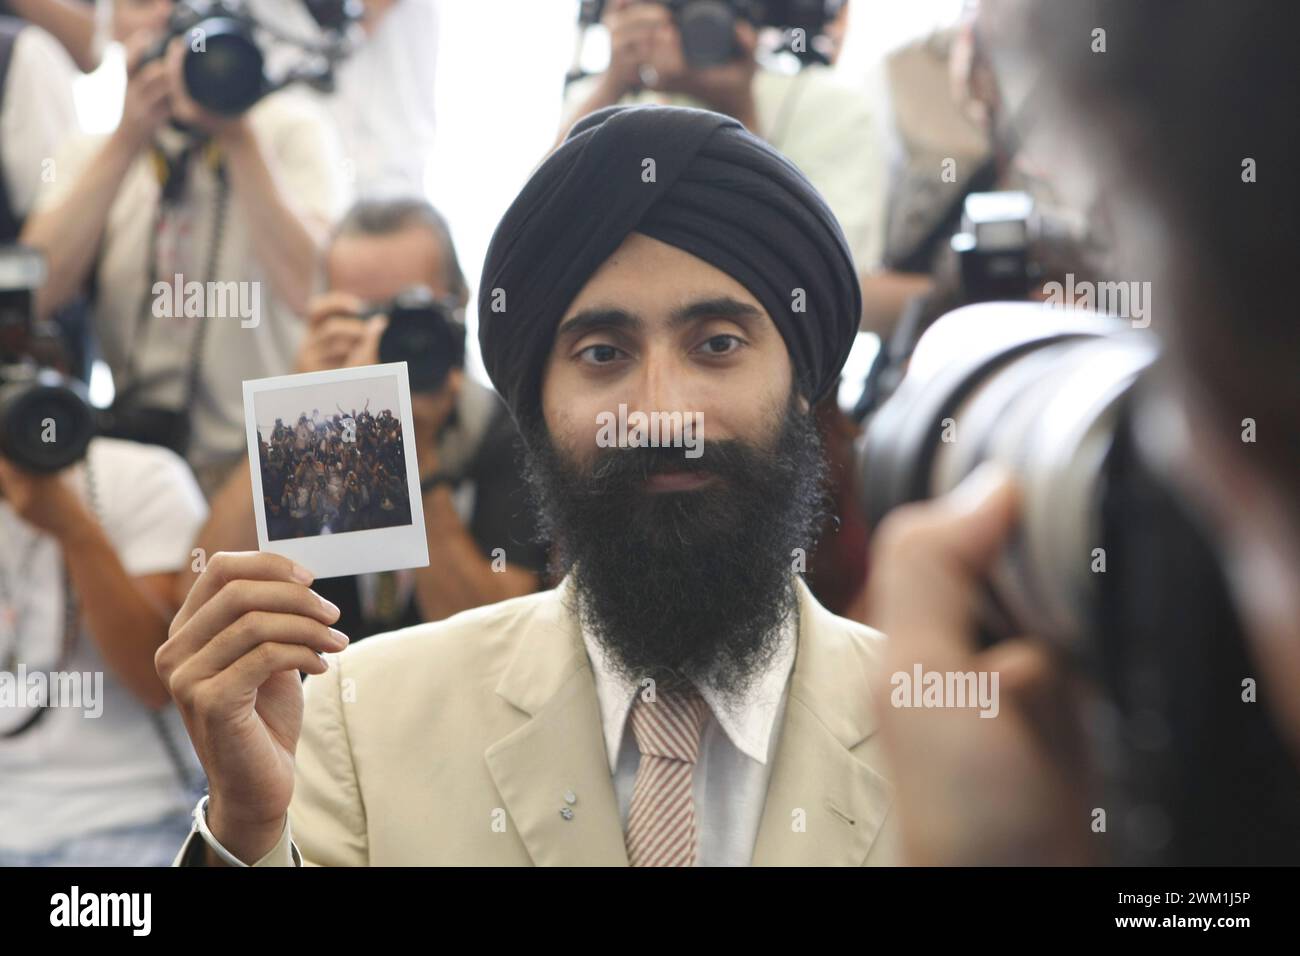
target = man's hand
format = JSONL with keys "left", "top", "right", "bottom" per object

{"left": 598, "top": 0, "right": 665, "bottom": 100}
{"left": 155, "top": 552, "right": 349, "bottom": 864}
{"left": 649, "top": 18, "right": 759, "bottom": 128}
{"left": 296, "top": 291, "right": 382, "bottom": 373}
{"left": 0, "top": 457, "right": 94, "bottom": 542}
{"left": 114, "top": 31, "right": 173, "bottom": 152}
{"left": 868, "top": 465, "right": 1098, "bottom": 865}
{"left": 598, "top": 2, "right": 759, "bottom": 130}
{"left": 411, "top": 371, "right": 463, "bottom": 482}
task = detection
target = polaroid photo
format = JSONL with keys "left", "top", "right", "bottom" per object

{"left": 243, "top": 363, "right": 429, "bottom": 579}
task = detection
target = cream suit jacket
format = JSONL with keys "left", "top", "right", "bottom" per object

{"left": 176, "top": 574, "right": 899, "bottom": 866}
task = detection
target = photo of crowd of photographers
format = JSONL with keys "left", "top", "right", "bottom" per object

{"left": 0, "top": 0, "right": 1297, "bottom": 888}
{"left": 254, "top": 392, "right": 412, "bottom": 541}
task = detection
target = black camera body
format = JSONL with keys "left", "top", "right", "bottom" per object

{"left": 0, "top": 246, "right": 95, "bottom": 473}
{"left": 949, "top": 190, "right": 1039, "bottom": 302}
{"left": 578, "top": 0, "right": 843, "bottom": 68}
{"left": 140, "top": 0, "right": 358, "bottom": 117}
{"left": 364, "top": 286, "right": 465, "bottom": 394}
{"left": 140, "top": 0, "right": 266, "bottom": 116}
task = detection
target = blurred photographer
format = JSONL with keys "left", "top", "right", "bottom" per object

{"left": 20, "top": 0, "right": 346, "bottom": 495}
{"left": 0, "top": 0, "right": 96, "bottom": 71}
{"left": 867, "top": 0, "right": 1300, "bottom": 865}
{"left": 1, "top": 10, "right": 78, "bottom": 245}
{"left": 188, "top": 198, "right": 545, "bottom": 635}
{"left": 562, "top": 0, "right": 887, "bottom": 276}
{"left": 256, "top": 0, "right": 440, "bottom": 198}
{"left": 851, "top": 0, "right": 1110, "bottom": 425}
{"left": 0, "top": 245, "right": 208, "bottom": 867}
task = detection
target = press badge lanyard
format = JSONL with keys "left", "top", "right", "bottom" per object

{"left": 117, "top": 140, "right": 230, "bottom": 424}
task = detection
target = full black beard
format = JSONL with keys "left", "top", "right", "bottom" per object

{"left": 521, "top": 391, "right": 829, "bottom": 708}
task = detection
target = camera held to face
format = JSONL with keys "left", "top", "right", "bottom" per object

{"left": 0, "top": 246, "right": 95, "bottom": 474}
{"left": 577, "top": 0, "right": 845, "bottom": 68}
{"left": 361, "top": 285, "right": 465, "bottom": 395}
{"left": 139, "top": 0, "right": 359, "bottom": 117}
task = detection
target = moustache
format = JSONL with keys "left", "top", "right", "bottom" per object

{"left": 581, "top": 438, "right": 771, "bottom": 491}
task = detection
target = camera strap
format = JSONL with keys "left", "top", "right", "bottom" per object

{"left": 116, "top": 143, "right": 230, "bottom": 452}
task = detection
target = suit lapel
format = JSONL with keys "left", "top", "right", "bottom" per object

{"left": 751, "top": 579, "right": 894, "bottom": 866}
{"left": 482, "top": 575, "right": 892, "bottom": 866}
{"left": 484, "top": 577, "right": 629, "bottom": 866}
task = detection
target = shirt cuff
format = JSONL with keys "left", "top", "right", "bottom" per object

{"left": 172, "top": 802, "right": 302, "bottom": 867}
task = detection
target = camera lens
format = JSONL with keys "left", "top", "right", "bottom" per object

{"left": 0, "top": 367, "right": 95, "bottom": 473}
{"left": 858, "top": 302, "right": 1158, "bottom": 651}
{"left": 183, "top": 18, "right": 265, "bottom": 115}
{"left": 677, "top": 1, "right": 737, "bottom": 67}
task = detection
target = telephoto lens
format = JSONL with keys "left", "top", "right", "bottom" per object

{"left": 859, "top": 302, "right": 1158, "bottom": 653}
{"left": 859, "top": 301, "right": 1300, "bottom": 864}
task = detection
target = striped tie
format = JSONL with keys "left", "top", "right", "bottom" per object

{"left": 625, "top": 688, "right": 711, "bottom": 867}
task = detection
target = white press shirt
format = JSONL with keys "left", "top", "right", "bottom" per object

{"left": 0, "top": 438, "right": 208, "bottom": 852}
{"left": 0, "top": 23, "right": 78, "bottom": 221}
{"left": 580, "top": 606, "right": 798, "bottom": 866}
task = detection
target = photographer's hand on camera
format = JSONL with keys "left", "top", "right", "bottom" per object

{"left": 295, "top": 292, "right": 383, "bottom": 374}
{"left": 652, "top": 17, "right": 759, "bottom": 129}
{"left": 578, "top": 2, "right": 758, "bottom": 133}
{"left": 868, "top": 465, "right": 1099, "bottom": 865}
{"left": 161, "top": 35, "right": 246, "bottom": 143}
{"left": 113, "top": 31, "right": 172, "bottom": 152}
{"left": 595, "top": 0, "right": 663, "bottom": 101}
{"left": 155, "top": 552, "right": 350, "bottom": 865}
{"left": 0, "top": 456, "right": 92, "bottom": 541}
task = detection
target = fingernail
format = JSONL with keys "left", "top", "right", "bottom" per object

{"left": 328, "top": 627, "right": 350, "bottom": 648}
{"left": 291, "top": 562, "right": 314, "bottom": 585}
{"left": 316, "top": 593, "right": 341, "bottom": 617}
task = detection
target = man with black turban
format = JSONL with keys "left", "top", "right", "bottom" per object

{"left": 163, "top": 105, "right": 899, "bottom": 868}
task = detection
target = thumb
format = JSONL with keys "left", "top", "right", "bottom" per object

{"left": 936, "top": 463, "right": 1022, "bottom": 573}
{"left": 870, "top": 463, "right": 1021, "bottom": 665}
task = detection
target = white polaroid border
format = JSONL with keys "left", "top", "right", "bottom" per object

{"left": 243, "top": 363, "right": 429, "bottom": 579}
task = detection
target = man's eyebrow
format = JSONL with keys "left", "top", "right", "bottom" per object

{"left": 555, "top": 296, "right": 763, "bottom": 343}
{"left": 555, "top": 308, "right": 643, "bottom": 343}
{"left": 669, "top": 296, "right": 764, "bottom": 329}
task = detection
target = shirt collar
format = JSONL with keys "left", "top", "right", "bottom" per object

{"left": 579, "top": 600, "right": 799, "bottom": 773}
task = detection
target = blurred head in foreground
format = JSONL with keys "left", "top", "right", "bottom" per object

{"left": 984, "top": 0, "right": 1300, "bottom": 748}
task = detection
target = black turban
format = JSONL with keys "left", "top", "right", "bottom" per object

{"left": 477, "top": 105, "right": 862, "bottom": 425}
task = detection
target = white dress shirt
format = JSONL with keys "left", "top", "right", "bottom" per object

{"left": 580, "top": 608, "right": 798, "bottom": 867}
